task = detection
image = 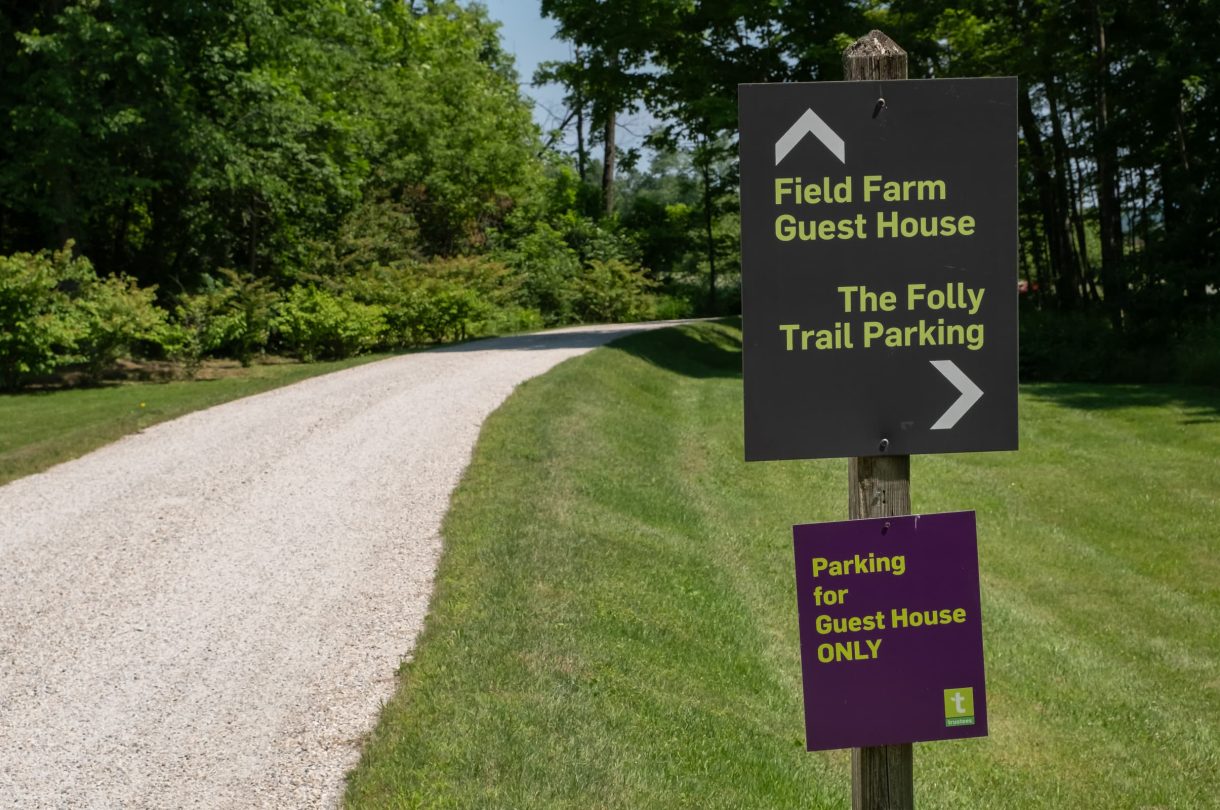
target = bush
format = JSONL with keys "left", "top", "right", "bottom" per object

{"left": 0, "top": 242, "right": 166, "bottom": 388}
{"left": 411, "top": 280, "right": 488, "bottom": 343}
{"left": 170, "top": 270, "right": 276, "bottom": 370}
{"left": 1019, "top": 306, "right": 1118, "bottom": 382}
{"left": 168, "top": 288, "right": 231, "bottom": 378}
{"left": 500, "top": 223, "right": 582, "bottom": 325}
{"left": 651, "top": 294, "right": 695, "bottom": 321}
{"left": 499, "top": 217, "right": 660, "bottom": 326}
{"left": 0, "top": 244, "right": 85, "bottom": 389}
{"left": 1019, "top": 304, "right": 1220, "bottom": 386}
{"left": 311, "top": 193, "right": 421, "bottom": 278}
{"left": 1175, "top": 320, "right": 1220, "bottom": 386}
{"left": 343, "top": 256, "right": 515, "bottom": 346}
{"left": 272, "top": 286, "right": 385, "bottom": 360}
{"left": 572, "top": 259, "right": 657, "bottom": 323}
{"left": 69, "top": 274, "right": 168, "bottom": 382}
{"left": 482, "top": 304, "right": 545, "bottom": 335}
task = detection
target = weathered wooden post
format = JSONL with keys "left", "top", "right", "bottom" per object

{"left": 843, "top": 30, "right": 914, "bottom": 810}
{"left": 739, "top": 26, "right": 1014, "bottom": 810}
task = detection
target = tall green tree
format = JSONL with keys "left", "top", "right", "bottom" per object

{"left": 0, "top": 0, "right": 547, "bottom": 288}
{"left": 886, "top": 0, "right": 1220, "bottom": 333}
{"left": 541, "top": 0, "right": 862, "bottom": 310}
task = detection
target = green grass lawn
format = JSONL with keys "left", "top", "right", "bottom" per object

{"left": 0, "top": 355, "right": 395, "bottom": 486}
{"left": 344, "top": 320, "right": 1220, "bottom": 809}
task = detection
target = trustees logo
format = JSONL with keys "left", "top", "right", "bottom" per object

{"left": 943, "top": 688, "right": 975, "bottom": 727}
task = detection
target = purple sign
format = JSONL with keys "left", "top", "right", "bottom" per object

{"left": 793, "top": 511, "right": 987, "bottom": 750}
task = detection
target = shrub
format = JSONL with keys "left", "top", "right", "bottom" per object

{"left": 1018, "top": 305, "right": 1117, "bottom": 382}
{"left": 0, "top": 244, "right": 85, "bottom": 389}
{"left": 272, "top": 286, "right": 385, "bottom": 360}
{"left": 311, "top": 193, "right": 422, "bottom": 278}
{"left": 343, "top": 256, "right": 513, "bottom": 346}
{"left": 501, "top": 223, "right": 582, "bottom": 324}
{"left": 411, "top": 280, "right": 489, "bottom": 343}
{"left": 0, "top": 243, "right": 166, "bottom": 388}
{"left": 572, "top": 258, "right": 657, "bottom": 323}
{"left": 171, "top": 270, "right": 277, "bottom": 370}
{"left": 341, "top": 266, "right": 424, "bottom": 349}
{"left": 1175, "top": 320, "right": 1220, "bottom": 386}
{"left": 652, "top": 294, "right": 695, "bottom": 321}
{"left": 482, "top": 305, "right": 545, "bottom": 335}
{"left": 70, "top": 274, "right": 168, "bottom": 382}
{"left": 500, "top": 218, "right": 660, "bottom": 326}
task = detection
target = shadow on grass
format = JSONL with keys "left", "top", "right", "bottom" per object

{"left": 609, "top": 318, "right": 742, "bottom": 380}
{"left": 1026, "top": 382, "right": 1220, "bottom": 424}
{"left": 429, "top": 319, "right": 743, "bottom": 381}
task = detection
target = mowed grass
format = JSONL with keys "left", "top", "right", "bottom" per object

{"left": 345, "top": 320, "right": 1220, "bottom": 809}
{"left": 0, "top": 354, "right": 395, "bottom": 486}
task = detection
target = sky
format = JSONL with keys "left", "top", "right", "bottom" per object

{"left": 479, "top": 0, "right": 654, "bottom": 158}
{"left": 479, "top": 0, "right": 571, "bottom": 137}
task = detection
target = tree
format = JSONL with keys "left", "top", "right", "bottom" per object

{"left": 885, "top": 0, "right": 1220, "bottom": 334}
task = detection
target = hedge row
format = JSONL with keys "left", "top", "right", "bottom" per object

{"left": 0, "top": 243, "right": 665, "bottom": 390}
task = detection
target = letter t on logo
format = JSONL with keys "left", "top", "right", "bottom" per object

{"left": 943, "top": 687, "right": 975, "bottom": 727}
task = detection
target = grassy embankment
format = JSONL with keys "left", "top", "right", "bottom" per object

{"left": 0, "top": 355, "right": 394, "bottom": 486}
{"left": 345, "top": 320, "right": 1220, "bottom": 809}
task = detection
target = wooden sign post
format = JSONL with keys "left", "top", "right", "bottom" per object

{"left": 844, "top": 31, "right": 912, "bottom": 810}
{"left": 736, "top": 26, "right": 1017, "bottom": 810}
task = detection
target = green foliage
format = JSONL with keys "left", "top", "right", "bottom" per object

{"left": 169, "top": 269, "right": 277, "bottom": 375}
{"left": 502, "top": 222, "right": 583, "bottom": 324}
{"left": 499, "top": 213, "right": 655, "bottom": 325}
{"left": 167, "top": 292, "right": 225, "bottom": 379}
{"left": 0, "top": 242, "right": 166, "bottom": 388}
{"left": 0, "top": 0, "right": 543, "bottom": 287}
{"left": 1174, "top": 320, "right": 1220, "bottom": 387}
{"left": 1019, "top": 306, "right": 1135, "bottom": 383}
{"left": 651, "top": 294, "right": 696, "bottom": 321}
{"left": 1019, "top": 304, "right": 1220, "bottom": 386}
{"left": 572, "top": 258, "right": 656, "bottom": 322}
{"left": 311, "top": 194, "right": 421, "bottom": 279}
{"left": 272, "top": 286, "right": 385, "bottom": 361}
{"left": 68, "top": 272, "right": 167, "bottom": 382}
{"left": 212, "top": 269, "right": 277, "bottom": 368}
{"left": 344, "top": 256, "right": 521, "bottom": 346}
{"left": 0, "top": 244, "right": 87, "bottom": 389}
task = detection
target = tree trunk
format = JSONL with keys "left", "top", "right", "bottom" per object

{"left": 248, "top": 193, "right": 259, "bottom": 278}
{"left": 1093, "top": 3, "right": 1124, "bottom": 330}
{"left": 576, "top": 102, "right": 587, "bottom": 182}
{"left": 602, "top": 106, "right": 615, "bottom": 216}
{"left": 699, "top": 152, "right": 716, "bottom": 313}
{"left": 575, "top": 51, "right": 588, "bottom": 182}
{"left": 1062, "top": 101, "right": 1094, "bottom": 297}
{"left": 1044, "top": 76, "right": 1080, "bottom": 307}
{"left": 1017, "top": 85, "right": 1072, "bottom": 307}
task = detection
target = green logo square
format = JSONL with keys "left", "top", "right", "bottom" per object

{"left": 944, "top": 687, "right": 975, "bottom": 727}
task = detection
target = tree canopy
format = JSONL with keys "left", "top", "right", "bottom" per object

{"left": 1, "top": 1, "right": 1217, "bottom": 387}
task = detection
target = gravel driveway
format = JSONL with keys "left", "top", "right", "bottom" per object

{"left": 0, "top": 322, "right": 680, "bottom": 808}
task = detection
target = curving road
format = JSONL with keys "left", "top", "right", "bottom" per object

{"left": 0, "top": 322, "right": 681, "bottom": 808}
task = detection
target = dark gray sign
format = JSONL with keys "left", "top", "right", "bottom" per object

{"left": 739, "top": 78, "right": 1018, "bottom": 461}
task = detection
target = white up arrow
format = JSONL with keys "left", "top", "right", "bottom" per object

{"left": 775, "top": 108, "right": 845, "bottom": 166}
{"left": 929, "top": 360, "right": 983, "bottom": 430}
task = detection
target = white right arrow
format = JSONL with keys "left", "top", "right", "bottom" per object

{"left": 929, "top": 360, "right": 983, "bottom": 430}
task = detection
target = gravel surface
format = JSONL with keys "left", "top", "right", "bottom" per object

{"left": 0, "top": 322, "right": 681, "bottom": 809}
